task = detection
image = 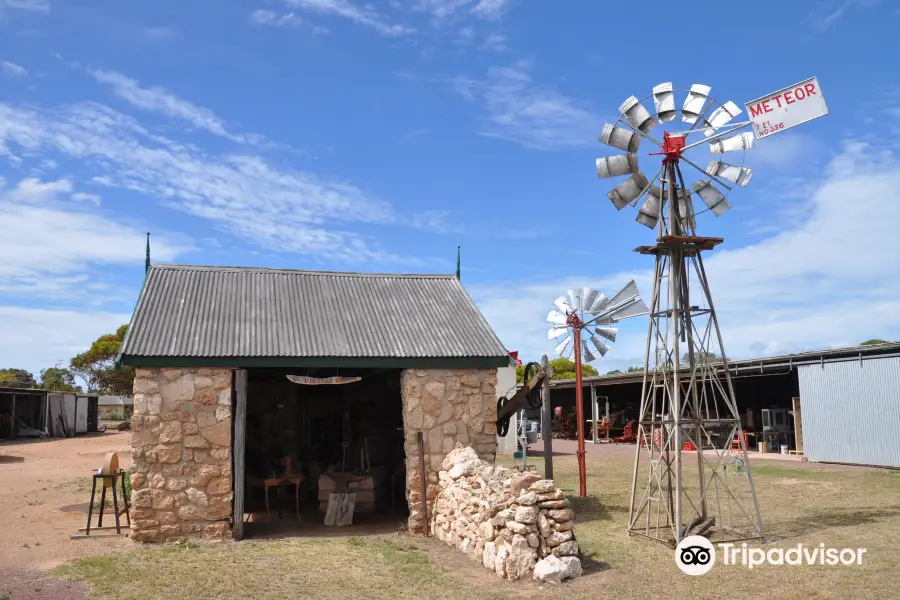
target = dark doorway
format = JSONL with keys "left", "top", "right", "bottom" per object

{"left": 237, "top": 368, "right": 408, "bottom": 537}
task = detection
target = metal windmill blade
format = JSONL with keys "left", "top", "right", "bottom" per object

{"left": 588, "top": 292, "right": 609, "bottom": 315}
{"left": 554, "top": 336, "right": 572, "bottom": 357}
{"left": 619, "top": 96, "right": 656, "bottom": 134}
{"left": 582, "top": 341, "right": 598, "bottom": 363}
{"left": 553, "top": 296, "right": 572, "bottom": 313}
{"left": 596, "top": 154, "right": 640, "bottom": 179}
{"left": 636, "top": 184, "right": 662, "bottom": 229}
{"left": 594, "top": 326, "right": 618, "bottom": 343}
{"left": 548, "top": 326, "right": 568, "bottom": 339}
{"left": 653, "top": 82, "right": 676, "bottom": 122}
{"left": 703, "top": 101, "right": 742, "bottom": 137}
{"left": 546, "top": 310, "right": 568, "bottom": 325}
{"left": 609, "top": 172, "right": 650, "bottom": 210}
{"left": 589, "top": 336, "right": 610, "bottom": 357}
{"left": 600, "top": 123, "right": 641, "bottom": 152}
{"left": 710, "top": 132, "right": 755, "bottom": 155}
{"left": 692, "top": 180, "right": 732, "bottom": 216}
{"left": 706, "top": 160, "right": 753, "bottom": 187}
{"left": 682, "top": 84, "right": 711, "bottom": 124}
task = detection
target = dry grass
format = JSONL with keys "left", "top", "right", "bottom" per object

{"left": 56, "top": 454, "right": 900, "bottom": 600}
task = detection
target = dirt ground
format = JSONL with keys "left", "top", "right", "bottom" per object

{"left": 0, "top": 431, "right": 133, "bottom": 600}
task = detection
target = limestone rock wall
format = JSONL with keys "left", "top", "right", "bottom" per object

{"left": 401, "top": 368, "right": 498, "bottom": 533}
{"left": 130, "top": 367, "right": 234, "bottom": 542}
{"left": 431, "top": 446, "right": 583, "bottom": 583}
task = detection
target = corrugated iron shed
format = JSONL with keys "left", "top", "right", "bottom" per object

{"left": 119, "top": 264, "right": 509, "bottom": 369}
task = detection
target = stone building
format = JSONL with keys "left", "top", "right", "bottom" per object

{"left": 118, "top": 264, "right": 511, "bottom": 542}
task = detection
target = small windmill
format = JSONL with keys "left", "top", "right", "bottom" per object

{"left": 546, "top": 281, "right": 648, "bottom": 496}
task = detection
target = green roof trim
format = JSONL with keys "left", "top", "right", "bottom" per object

{"left": 120, "top": 355, "right": 511, "bottom": 370}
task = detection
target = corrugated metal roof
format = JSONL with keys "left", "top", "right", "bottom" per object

{"left": 120, "top": 264, "right": 508, "bottom": 362}
{"left": 550, "top": 341, "right": 900, "bottom": 388}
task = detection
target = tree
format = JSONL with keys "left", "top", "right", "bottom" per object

{"left": 515, "top": 357, "right": 599, "bottom": 382}
{"left": 606, "top": 369, "right": 622, "bottom": 375}
{"left": 860, "top": 339, "right": 890, "bottom": 346}
{"left": 681, "top": 351, "right": 718, "bottom": 365}
{"left": 548, "top": 357, "right": 598, "bottom": 381}
{"left": 70, "top": 325, "right": 134, "bottom": 395}
{"left": 0, "top": 368, "right": 38, "bottom": 389}
{"left": 39, "top": 367, "right": 81, "bottom": 392}
{"left": 626, "top": 365, "right": 644, "bottom": 372}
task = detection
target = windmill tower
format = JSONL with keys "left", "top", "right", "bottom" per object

{"left": 596, "top": 83, "right": 766, "bottom": 546}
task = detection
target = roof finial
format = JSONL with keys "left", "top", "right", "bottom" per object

{"left": 456, "top": 245, "right": 461, "bottom": 280}
{"left": 145, "top": 232, "right": 151, "bottom": 274}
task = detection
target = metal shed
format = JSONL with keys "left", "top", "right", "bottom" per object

{"left": 799, "top": 355, "right": 900, "bottom": 468}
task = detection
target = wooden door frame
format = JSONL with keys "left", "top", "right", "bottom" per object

{"left": 232, "top": 369, "right": 248, "bottom": 540}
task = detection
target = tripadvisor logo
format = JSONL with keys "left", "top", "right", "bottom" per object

{"left": 675, "top": 536, "right": 715, "bottom": 576}
{"left": 675, "top": 538, "right": 868, "bottom": 574}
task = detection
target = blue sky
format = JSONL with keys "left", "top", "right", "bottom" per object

{"left": 1, "top": 0, "right": 899, "bottom": 377}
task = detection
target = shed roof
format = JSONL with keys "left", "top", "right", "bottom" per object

{"left": 548, "top": 341, "right": 900, "bottom": 389}
{"left": 120, "top": 264, "right": 509, "bottom": 369}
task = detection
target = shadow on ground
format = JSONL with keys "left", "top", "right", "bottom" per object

{"left": 767, "top": 506, "right": 900, "bottom": 540}
{"left": 568, "top": 494, "right": 624, "bottom": 523}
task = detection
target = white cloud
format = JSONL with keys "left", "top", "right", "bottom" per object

{"left": 751, "top": 132, "right": 821, "bottom": 168}
{"left": 809, "top": 0, "right": 882, "bottom": 32}
{"left": 411, "top": 0, "right": 511, "bottom": 20}
{"left": 0, "top": 101, "right": 418, "bottom": 263}
{"left": 141, "top": 26, "right": 177, "bottom": 41}
{"left": 0, "top": 305, "right": 130, "bottom": 378}
{"left": 1, "top": 60, "right": 27, "bottom": 78}
{"left": 470, "top": 139, "right": 900, "bottom": 366}
{"left": 283, "top": 0, "right": 413, "bottom": 36}
{"left": 471, "top": 0, "right": 510, "bottom": 20}
{"left": 0, "top": 177, "right": 186, "bottom": 297}
{"left": 481, "top": 32, "right": 507, "bottom": 52}
{"left": 250, "top": 9, "right": 329, "bottom": 33}
{"left": 89, "top": 69, "right": 250, "bottom": 144}
{"left": 71, "top": 191, "right": 101, "bottom": 205}
{"left": 452, "top": 63, "right": 603, "bottom": 150}
{"left": 3, "top": 0, "right": 50, "bottom": 13}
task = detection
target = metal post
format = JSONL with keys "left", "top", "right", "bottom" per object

{"left": 573, "top": 327, "right": 587, "bottom": 497}
{"left": 590, "top": 385, "right": 598, "bottom": 444}
{"left": 417, "top": 431, "right": 428, "bottom": 536}
{"left": 667, "top": 161, "right": 684, "bottom": 542}
{"left": 9, "top": 394, "right": 16, "bottom": 439}
{"left": 540, "top": 355, "right": 554, "bottom": 480}
{"left": 605, "top": 398, "right": 610, "bottom": 442}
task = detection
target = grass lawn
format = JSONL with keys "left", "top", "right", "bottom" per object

{"left": 56, "top": 453, "right": 900, "bottom": 600}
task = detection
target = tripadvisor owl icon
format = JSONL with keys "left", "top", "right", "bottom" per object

{"left": 675, "top": 535, "right": 716, "bottom": 575}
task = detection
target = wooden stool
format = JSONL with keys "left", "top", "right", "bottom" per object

{"left": 80, "top": 452, "right": 130, "bottom": 537}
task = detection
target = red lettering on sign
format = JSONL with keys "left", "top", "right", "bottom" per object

{"left": 784, "top": 90, "right": 794, "bottom": 104}
{"left": 749, "top": 103, "right": 764, "bottom": 117}
{"left": 762, "top": 100, "right": 772, "bottom": 113}
{"left": 805, "top": 82, "right": 817, "bottom": 96}
{"left": 795, "top": 87, "right": 806, "bottom": 100}
{"left": 773, "top": 94, "right": 783, "bottom": 108}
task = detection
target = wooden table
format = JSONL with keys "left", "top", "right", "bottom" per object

{"left": 247, "top": 475, "right": 304, "bottom": 523}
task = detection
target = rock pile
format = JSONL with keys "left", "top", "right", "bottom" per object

{"left": 430, "top": 445, "right": 582, "bottom": 583}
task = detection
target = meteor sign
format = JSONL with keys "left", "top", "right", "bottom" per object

{"left": 744, "top": 77, "right": 828, "bottom": 139}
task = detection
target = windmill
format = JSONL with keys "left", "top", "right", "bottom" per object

{"left": 596, "top": 79, "right": 827, "bottom": 545}
{"left": 546, "top": 281, "right": 648, "bottom": 496}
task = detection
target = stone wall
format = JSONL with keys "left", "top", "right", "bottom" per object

{"left": 130, "top": 367, "right": 234, "bottom": 542}
{"left": 401, "top": 368, "right": 498, "bottom": 533}
{"left": 431, "top": 446, "right": 582, "bottom": 583}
